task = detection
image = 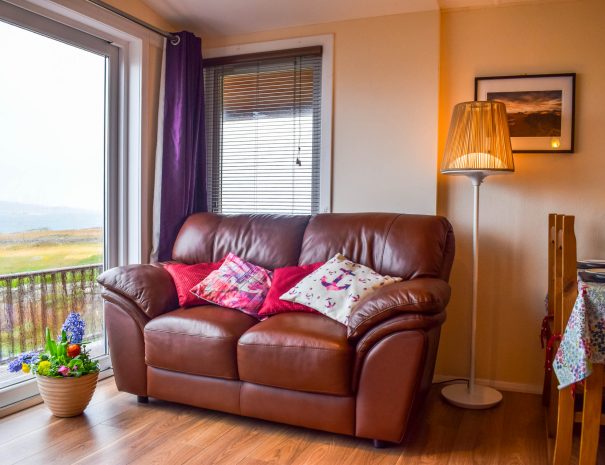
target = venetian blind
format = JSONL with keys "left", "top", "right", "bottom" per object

{"left": 204, "top": 47, "right": 322, "bottom": 214}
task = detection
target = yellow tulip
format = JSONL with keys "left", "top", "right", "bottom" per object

{"left": 22, "top": 363, "right": 30, "bottom": 373}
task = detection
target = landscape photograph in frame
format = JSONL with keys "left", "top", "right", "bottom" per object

{"left": 475, "top": 74, "right": 575, "bottom": 153}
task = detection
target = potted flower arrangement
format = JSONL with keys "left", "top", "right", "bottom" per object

{"left": 9, "top": 312, "right": 100, "bottom": 417}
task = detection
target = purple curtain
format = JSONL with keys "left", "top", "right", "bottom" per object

{"left": 157, "top": 31, "right": 207, "bottom": 261}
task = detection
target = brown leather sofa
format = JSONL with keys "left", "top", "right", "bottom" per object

{"left": 98, "top": 212, "right": 454, "bottom": 447}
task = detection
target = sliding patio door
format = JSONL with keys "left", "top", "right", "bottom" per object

{"left": 0, "top": 2, "right": 118, "bottom": 406}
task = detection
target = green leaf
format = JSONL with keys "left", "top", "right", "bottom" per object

{"left": 46, "top": 327, "right": 60, "bottom": 357}
{"left": 61, "top": 330, "right": 67, "bottom": 343}
{"left": 45, "top": 327, "right": 52, "bottom": 354}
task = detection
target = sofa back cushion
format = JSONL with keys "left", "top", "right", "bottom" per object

{"left": 172, "top": 212, "right": 454, "bottom": 282}
{"left": 172, "top": 213, "right": 310, "bottom": 270}
{"left": 298, "top": 213, "right": 454, "bottom": 281}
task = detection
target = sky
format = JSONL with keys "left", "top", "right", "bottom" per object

{"left": 0, "top": 19, "right": 105, "bottom": 212}
{"left": 487, "top": 90, "right": 563, "bottom": 114}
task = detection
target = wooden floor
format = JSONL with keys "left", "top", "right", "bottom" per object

{"left": 0, "top": 378, "right": 602, "bottom": 465}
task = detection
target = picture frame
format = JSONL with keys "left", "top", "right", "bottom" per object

{"left": 475, "top": 73, "right": 576, "bottom": 153}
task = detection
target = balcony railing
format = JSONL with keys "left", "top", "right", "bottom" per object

{"left": 0, "top": 264, "right": 104, "bottom": 366}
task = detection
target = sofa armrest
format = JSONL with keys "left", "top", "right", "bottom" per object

{"left": 97, "top": 263, "right": 179, "bottom": 319}
{"left": 347, "top": 278, "right": 451, "bottom": 339}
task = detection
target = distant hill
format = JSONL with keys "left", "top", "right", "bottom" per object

{"left": 0, "top": 201, "right": 102, "bottom": 234}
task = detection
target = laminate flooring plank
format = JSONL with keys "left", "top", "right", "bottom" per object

{"left": 127, "top": 410, "right": 240, "bottom": 465}
{"left": 12, "top": 423, "right": 129, "bottom": 465}
{"left": 72, "top": 401, "right": 206, "bottom": 465}
{"left": 285, "top": 433, "right": 399, "bottom": 465}
{"left": 496, "top": 392, "right": 549, "bottom": 465}
{"left": 437, "top": 395, "right": 519, "bottom": 465}
{"left": 127, "top": 442, "right": 205, "bottom": 465}
{"left": 396, "top": 389, "right": 465, "bottom": 465}
{"left": 233, "top": 426, "right": 319, "bottom": 465}
{"left": 180, "top": 418, "right": 286, "bottom": 465}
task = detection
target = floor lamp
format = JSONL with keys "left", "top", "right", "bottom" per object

{"left": 440, "top": 101, "right": 515, "bottom": 409}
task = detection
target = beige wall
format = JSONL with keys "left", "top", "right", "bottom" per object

{"left": 203, "top": 11, "right": 440, "bottom": 215}
{"left": 436, "top": 0, "right": 605, "bottom": 390}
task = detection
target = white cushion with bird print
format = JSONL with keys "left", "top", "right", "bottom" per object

{"left": 280, "top": 253, "right": 402, "bottom": 325}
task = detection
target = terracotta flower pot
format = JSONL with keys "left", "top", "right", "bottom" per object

{"left": 36, "top": 372, "right": 99, "bottom": 417}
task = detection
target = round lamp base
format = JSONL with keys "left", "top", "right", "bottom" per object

{"left": 441, "top": 383, "right": 503, "bottom": 409}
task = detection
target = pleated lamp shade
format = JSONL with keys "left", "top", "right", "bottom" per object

{"left": 441, "top": 101, "right": 514, "bottom": 175}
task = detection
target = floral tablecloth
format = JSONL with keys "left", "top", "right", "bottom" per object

{"left": 553, "top": 279, "right": 605, "bottom": 389}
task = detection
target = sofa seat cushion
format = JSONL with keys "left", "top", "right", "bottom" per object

{"left": 237, "top": 313, "right": 353, "bottom": 395}
{"left": 144, "top": 306, "right": 257, "bottom": 379}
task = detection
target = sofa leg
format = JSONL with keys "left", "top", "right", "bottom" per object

{"left": 137, "top": 395, "right": 149, "bottom": 404}
{"left": 372, "top": 439, "right": 391, "bottom": 449}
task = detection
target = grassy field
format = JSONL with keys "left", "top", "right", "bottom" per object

{"left": 0, "top": 228, "right": 102, "bottom": 275}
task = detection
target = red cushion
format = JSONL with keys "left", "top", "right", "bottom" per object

{"left": 258, "top": 262, "right": 324, "bottom": 317}
{"left": 164, "top": 261, "right": 223, "bottom": 307}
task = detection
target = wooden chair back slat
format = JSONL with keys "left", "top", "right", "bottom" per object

{"left": 553, "top": 214, "right": 564, "bottom": 335}
{"left": 561, "top": 215, "right": 578, "bottom": 329}
{"left": 547, "top": 213, "right": 564, "bottom": 436}
{"left": 547, "top": 213, "right": 556, "bottom": 318}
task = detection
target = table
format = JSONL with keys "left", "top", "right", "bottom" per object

{"left": 553, "top": 278, "right": 605, "bottom": 389}
{"left": 552, "top": 276, "right": 604, "bottom": 465}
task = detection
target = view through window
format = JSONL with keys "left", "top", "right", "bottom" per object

{"left": 0, "top": 15, "right": 114, "bottom": 391}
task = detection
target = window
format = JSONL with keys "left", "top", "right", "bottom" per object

{"left": 0, "top": 2, "right": 117, "bottom": 405}
{"left": 204, "top": 47, "right": 324, "bottom": 214}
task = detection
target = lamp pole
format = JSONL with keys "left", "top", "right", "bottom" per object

{"left": 469, "top": 172, "right": 484, "bottom": 397}
{"left": 441, "top": 172, "right": 503, "bottom": 409}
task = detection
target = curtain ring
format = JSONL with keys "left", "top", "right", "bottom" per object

{"left": 169, "top": 35, "right": 181, "bottom": 46}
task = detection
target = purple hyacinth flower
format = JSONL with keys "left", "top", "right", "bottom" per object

{"left": 8, "top": 351, "right": 39, "bottom": 373}
{"left": 61, "top": 312, "right": 86, "bottom": 344}
{"left": 8, "top": 358, "right": 23, "bottom": 373}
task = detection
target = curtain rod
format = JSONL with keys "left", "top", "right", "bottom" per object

{"left": 86, "top": 0, "right": 180, "bottom": 45}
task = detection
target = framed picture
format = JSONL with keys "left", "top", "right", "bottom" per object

{"left": 475, "top": 73, "right": 576, "bottom": 153}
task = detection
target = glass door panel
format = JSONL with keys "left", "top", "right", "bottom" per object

{"left": 0, "top": 5, "right": 118, "bottom": 396}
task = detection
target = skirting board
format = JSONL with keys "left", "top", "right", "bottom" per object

{"left": 433, "top": 374, "right": 542, "bottom": 395}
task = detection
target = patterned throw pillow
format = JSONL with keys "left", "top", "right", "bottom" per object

{"left": 191, "top": 253, "right": 272, "bottom": 316}
{"left": 257, "top": 262, "right": 324, "bottom": 317}
{"left": 164, "top": 261, "right": 223, "bottom": 307}
{"left": 280, "top": 254, "right": 402, "bottom": 325}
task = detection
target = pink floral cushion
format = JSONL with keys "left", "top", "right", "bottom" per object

{"left": 190, "top": 253, "right": 272, "bottom": 316}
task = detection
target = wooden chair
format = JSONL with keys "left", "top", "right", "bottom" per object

{"left": 551, "top": 215, "right": 605, "bottom": 465}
